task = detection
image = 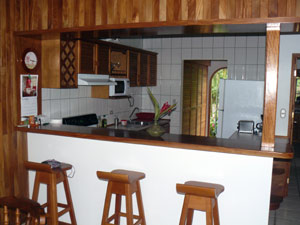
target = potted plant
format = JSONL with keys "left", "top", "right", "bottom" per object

{"left": 146, "top": 88, "right": 177, "bottom": 137}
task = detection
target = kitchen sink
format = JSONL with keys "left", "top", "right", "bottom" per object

{"left": 107, "top": 120, "right": 153, "bottom": 131}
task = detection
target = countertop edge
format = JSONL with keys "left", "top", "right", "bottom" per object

{"left": 16, "top": 126, "right": 293, "bottom": 159}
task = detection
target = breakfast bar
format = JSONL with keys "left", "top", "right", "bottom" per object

{"left": 17, "top": 125, "right": 292, "bottom": 225}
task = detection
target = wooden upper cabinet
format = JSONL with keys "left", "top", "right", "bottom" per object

{"left": 128, "top": 51, "right": 139, "bottom": 87}
{"left": 78, "top": 41, "right": 96, "bottom": 74}
{"left": 128, "top": 51, "right": 157, "bottom": 87}
{"left": 140, "top": 53, "right": 149, "bottom": 86}
{"left": 42, "top": 33, "right": 78, "bottom": 88}
{"left": 97, "top": 44, "right": 110, "bottom": 74}
{"left": 110, "top": 48, "right": 128, "bottom": 78}
{"left": 149, "top": 54, "right": 157, "bottom": 86}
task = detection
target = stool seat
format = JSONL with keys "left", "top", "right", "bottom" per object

{"left": 98, "top": 169, "right": 145, "bottom": 183}
{"left": 177, "top": 181, "right": 224, "bottom": 198}
{"left": 25, "top": 161, "right": 77, "bottom": 225}
{"left": 97, "top": 169, "right": 146, "bottom": 225}
{"left": 177, "top": 181, "right": 224, "bottom": 225}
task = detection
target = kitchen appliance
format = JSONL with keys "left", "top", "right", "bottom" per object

{"left": 78, "top": 74, "right": 117, "bottom": 86}
{"left": 62, "top": 114, "right": 98, "bottom": 127}
{"left": 216, "top": 79, "right": 264, "bottom": 138}
{"left": 109, "top": 78, "right": 129, "bottom": 97}
{"left": 237, "top": 120, "right": 255, "bottom": 134}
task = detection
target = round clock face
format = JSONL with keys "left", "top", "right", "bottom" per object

{"left": 24, "top": 51, "right": 38, "bottom": 70}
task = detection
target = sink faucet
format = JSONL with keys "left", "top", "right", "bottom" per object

{"left": 129, "top": 107, "right": 139, "bottom": 121}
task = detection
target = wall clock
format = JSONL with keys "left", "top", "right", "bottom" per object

{"left": 22, "top": 49, "right": 39, "bottom": 71}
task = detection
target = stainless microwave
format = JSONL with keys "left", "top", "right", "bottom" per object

{"left": 109, "top": 78, "right": 129, "bottom": 97}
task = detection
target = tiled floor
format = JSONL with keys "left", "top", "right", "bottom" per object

{"left": 268, "top": 157, "right": 300, "bottom": 225}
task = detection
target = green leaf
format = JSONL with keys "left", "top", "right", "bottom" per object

{"left": 147, "top": 88, "right": 160, "bottom": 121}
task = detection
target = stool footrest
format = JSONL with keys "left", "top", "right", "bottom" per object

{"left": 41, "top": 203, "right": 48, "bottom": 209}
{"left": 58, "top": 207, "right": 70, "bottom": 217}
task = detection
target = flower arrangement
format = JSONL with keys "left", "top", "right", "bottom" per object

{"left": 147, "top": 88, "right": 177, "bottom": 123}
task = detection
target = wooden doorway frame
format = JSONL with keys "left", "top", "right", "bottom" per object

{"left": 288, "top": 54, "right": 300, "bottom": 143}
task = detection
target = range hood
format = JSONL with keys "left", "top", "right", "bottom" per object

{"left": 78, "top": 74, "right": 117, "bottom": 86}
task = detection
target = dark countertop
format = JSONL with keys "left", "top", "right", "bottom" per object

{"left": 16, "top": 124, "right": 293, "bottom": 159}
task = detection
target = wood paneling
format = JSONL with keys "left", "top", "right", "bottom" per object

{"left": 262, "top": 23, "right": 280, "bottom": 151}
{"left": 0, "top": 0, "right": 29, "bottom": 198}
{"left": 10, "top": 0, "right": 300, "bottom": 33}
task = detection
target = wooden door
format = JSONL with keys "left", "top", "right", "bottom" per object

{"left": 182, "top": 61, "right": 208, "bottom": 136}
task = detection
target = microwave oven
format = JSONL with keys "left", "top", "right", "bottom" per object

{"left": 109, "top": 78, "right": 129, "bottom": 97}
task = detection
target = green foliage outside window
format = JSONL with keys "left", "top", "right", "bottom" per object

{"left": 209, "top": 68, "right": 228, "bottom": 137}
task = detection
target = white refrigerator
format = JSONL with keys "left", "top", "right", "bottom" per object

{"left": 216, "top": 79, "right": 264, "bottom": 138}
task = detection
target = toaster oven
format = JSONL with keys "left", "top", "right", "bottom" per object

{"left": 237, "top": 120, "right": 254, "bottom": 134}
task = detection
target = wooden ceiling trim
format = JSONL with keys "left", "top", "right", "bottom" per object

{"left": 12, "top": 0, "right": 300, "bottom": 33}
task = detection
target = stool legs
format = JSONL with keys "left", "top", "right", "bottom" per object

{"left": 63, "top": 171, "right": 77, "bottom": 225}
{"left": 114, "top": 194, "right": 122, "bottom": 225}
{"left": 136, "top": 181, "right": 146, "bottom": 225}
{"left": 179, "top": 195, "right": 220, "bottom": 225}
{"left": 101, "top": 182, "right": 113, "bottom": 225}
{"left": 125, "top": 184, "right": 134, "bottom": 225}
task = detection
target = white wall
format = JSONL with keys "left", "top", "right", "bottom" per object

{"left": 276, "top": 34, "right": 300, "bottom": 136}
{"left": 28, "top": 133, "right": 273, "bottom": 225}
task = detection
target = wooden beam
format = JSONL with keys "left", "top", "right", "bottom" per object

{"left": 261, "top": 23, "right": 280, "bottom": 151}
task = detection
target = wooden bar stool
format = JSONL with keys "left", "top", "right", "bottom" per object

{"left": 97, "top": 169, "right": 146, "bottom": 225}
{"left": 25, "top": 161, "right": 77, "bottom": 225}
{"left": 176, "top": 181, "right": 224, "bottom": 225}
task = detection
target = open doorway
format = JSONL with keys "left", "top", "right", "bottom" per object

{"left": 289, "top": 54, "right": 300, "bottom": 147}
{"left": 182, "top": 60, "right": 227, "bottom": 136}
{"left": 208, "top": 68, "right": 228, "bottom": 137}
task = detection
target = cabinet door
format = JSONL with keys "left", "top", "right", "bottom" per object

{"left": 129, "top": 51, "right": 139, "bottom": 87}
{"left": 149, "top": 54, "right": 157, "bottom": 86}
{"left": 110, "top": 48, "right": 127, "bottom": 77}
{"left": 79, "top": 41, "right": 95, "bottom": 74}
{"left": 97, "top": 44, "right": 110, "bottom": 74}
{"left": 60, "top": 39, "right": 78, "bottom": 88}
{"left": 140, "top": 53, "right": 148, "bottom": 86}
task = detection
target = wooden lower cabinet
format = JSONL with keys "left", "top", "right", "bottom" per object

{"left": 270, "top": 159, "right": 291, "bottom": 209}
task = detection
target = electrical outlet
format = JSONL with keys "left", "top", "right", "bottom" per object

{"left": 110, "top": 110, "right": 114, "bottom": 115}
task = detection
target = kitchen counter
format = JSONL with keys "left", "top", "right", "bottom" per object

{"left": 24, "top": 127, "right": 276, "bottom": 225}
{"left": 16, "top": 124, "right": 292, "bottom": 159}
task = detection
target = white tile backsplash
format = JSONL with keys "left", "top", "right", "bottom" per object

{"left": 171, "top": 48, "right": 182, "bottom": 64}
{"left": 203, "top": 48, "right": 213, "bottom": 59}
{"left": 162, "top": 38, "right": 172, "bottom": 49}
{"left": 42, "top": 89, "right": 50, "bottom": 100}
{"left": 213, "top": 48, "right": 224, "bottom": 59}
{"left": 152, "top": 38, "right": 162, "bottom": 48}
{"left": 235, "top": 48, "right": 246, "bottom": 64}
{"left": 60, "top": 89, "right": 70, "bottom": 99}
{"left": 50, "top": 100, "right": 61, "bottom": 118}
{"left": 224, "top": 36, "right": 235, "bottom": 47}
{"left": 191, "top": 37, "right": 203, "bottom": 48}
{"left": 182, "top": 37, "right": 192, "bottom": 48}
{"left": 213, "top": 36, "right": 224, "bottom": 48}
{"left": 162, "top": 49, "right": 172, "bottom": 64}
{"left": 235, "top": 36, "right": 246, "bottom": 47}
{"left": 203, "top": 37, "right": 213, "bottom": 48}
{"left": 50, "top": 89, "right": 60, "bottom": 100}
{"left": 161, "top": 65, "right": 171, "bottom": 80}
{"left": 171, "top": 38, "right": 182, "bottom": 49}
{"left": 246, "top": 36, "right": 258, "bottom": 47}
{"left": 60, "top": 99, "right": 70, "bottom": 118}
{"left": 246, "top": 48, "right": 258, "bottom": 64}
